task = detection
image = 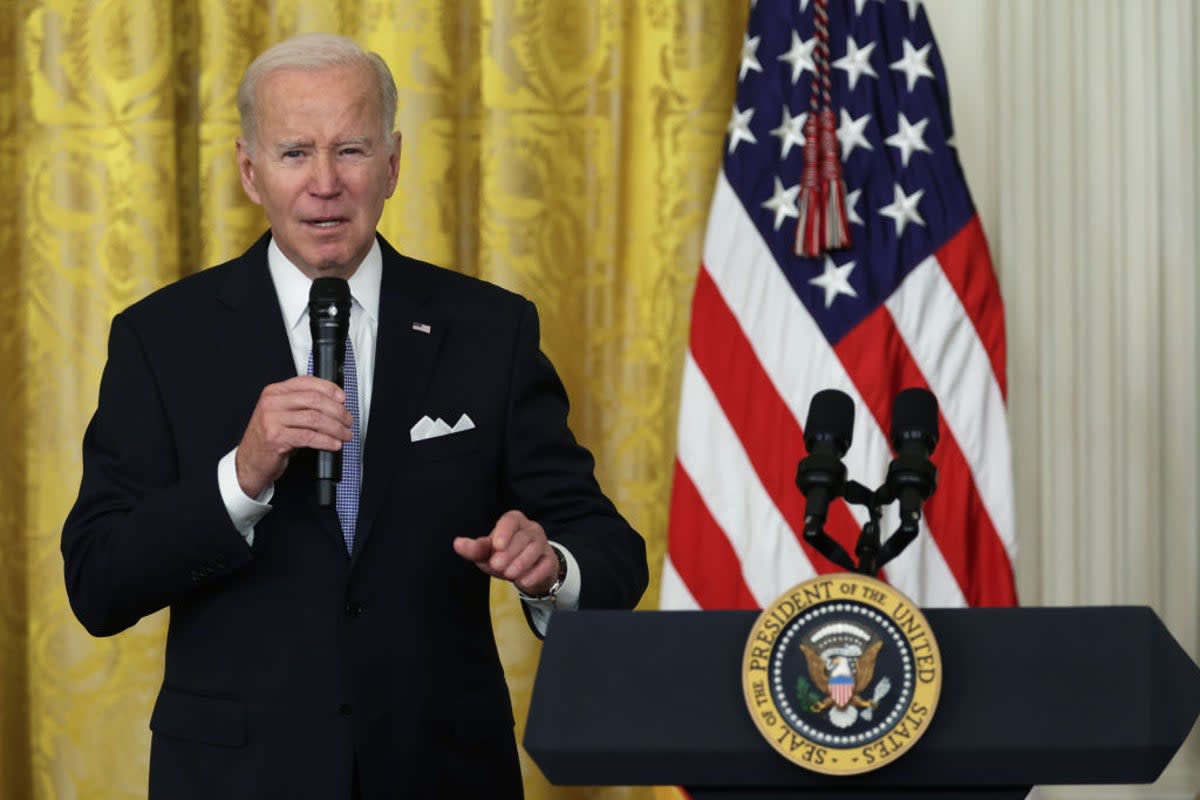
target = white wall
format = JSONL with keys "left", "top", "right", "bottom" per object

{"left": 924, "top": 1, "right": 1199, "bottom": 797}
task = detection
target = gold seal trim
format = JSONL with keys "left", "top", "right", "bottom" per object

{"left": 742, "top": 574, "right": 942, "bottom": 775}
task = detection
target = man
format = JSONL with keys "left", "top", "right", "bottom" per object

{"left": 61, "top": 33, "right": 647, "bottom": 800}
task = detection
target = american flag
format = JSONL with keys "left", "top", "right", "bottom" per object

{"left": 661, "top": 0, "right": 1017, "bottom": 610}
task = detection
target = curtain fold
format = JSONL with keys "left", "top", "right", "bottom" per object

{"left": 0, "top": 1, "right": 741, "bottom": 797}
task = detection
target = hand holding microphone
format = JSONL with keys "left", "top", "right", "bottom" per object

{"left": 232, "top": 279, "right": 353, "bottom": 501}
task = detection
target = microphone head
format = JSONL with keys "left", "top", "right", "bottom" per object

{"left": 891, "top": 388, "right": 939, "bottom": 454}
{"left": 309, "top": 277, "right": 351, "bottom": 331}
{"left": 804, "top": 389, "right": 855, "bottom": 457}
{"left": 309, "top": 276, "right": 351, "bottom": 304}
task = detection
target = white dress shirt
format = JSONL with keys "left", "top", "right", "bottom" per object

{"left": 214, "top": 237, "right": 577, "bottom": 627}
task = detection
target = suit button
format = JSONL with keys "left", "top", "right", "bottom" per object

{"left": 345, "top": 602, "right": 363, "bottom": 617}
{"left": 339, "top": 703, "right": 353, "bottom": 716}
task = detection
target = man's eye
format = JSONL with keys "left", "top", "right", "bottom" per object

{"left": 282, "top": 150, "right": 304, "bottom": 159}
{"left": 340, "top": 148, "right": 365, "bottom": 157}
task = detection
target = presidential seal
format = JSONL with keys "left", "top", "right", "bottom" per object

{"left": 741, "top": 574, "right": 941, "bottom": 775}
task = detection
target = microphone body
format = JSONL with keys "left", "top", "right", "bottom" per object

{"left": 309, "top": 278, "right": 351, "bottom": 507}
{"left": 795, "top": 389, "right": 855, "bottom": 536}
{"left": 885, "top": 388, "right": 939, "bottom": 532}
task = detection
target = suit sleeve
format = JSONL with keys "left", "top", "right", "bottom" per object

{"left": 61, "top": 312, "right": 255, "bottom": 637}
{"left": 501, "top": 300, "right": 648, "bottom": 617}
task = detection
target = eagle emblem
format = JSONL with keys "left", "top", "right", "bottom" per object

{"left": 799, "top": 622, "right": 892, "bottom": 729}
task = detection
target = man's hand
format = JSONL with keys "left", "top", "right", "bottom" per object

{"left": 453, "top": 510, "right": 560, "bottom": 596}
{"left": 235, "top": 376, "right": 353, "bottom": 498}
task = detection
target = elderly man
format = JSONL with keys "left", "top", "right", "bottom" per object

{"left": 62, "top": 33, "right": 647, "bottom": 800}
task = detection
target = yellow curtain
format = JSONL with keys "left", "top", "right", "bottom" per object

{"left": 0, "top": 1, "right": 744, "bottom": 797}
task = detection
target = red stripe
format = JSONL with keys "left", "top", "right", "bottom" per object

{"left": 666, "top": 461, "right": 758, "bottom": 609}
{"left": 688, "top": 266, "right": 862, "bottom": 575}
{"left": 937, "top": 216, "right": 1008, "bottom": 399}
{"left": 835, "top": 306, "right": 1017, "bottom": 606}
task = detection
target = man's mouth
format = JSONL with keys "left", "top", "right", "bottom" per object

{"left": 306, "top": 217, "right": 347, "bottom": 228}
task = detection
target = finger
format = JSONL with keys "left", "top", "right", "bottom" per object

{"left": 453, "top": 536, "right": 494, "bottom": 565}
{"left": 265, "top": 389, "right": 354, "bottom": 428}
{"left": 272, "top": 375, "right": 347, "bottom": 403}
{"left": 501, "top": 540, "right": 551, "bottom": 582}
{"left": 279, "top": 406, "right": 353, "bottom": 443}
{"left": 513, "top": 551, "right": 559, "bottom": 595}
{"left": 488, "top": 510, "right": 529, "bottom": 552}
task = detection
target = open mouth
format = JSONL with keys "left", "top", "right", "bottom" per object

{"left": 306, "top": 217, "right": 347, "bottom": 229}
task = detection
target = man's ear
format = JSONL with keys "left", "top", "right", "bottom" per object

{"left": 236, "top": 138, "right": 263, "bottom": 206}
{"left": 385, "top": 132, "right": 402, "bottom": 197}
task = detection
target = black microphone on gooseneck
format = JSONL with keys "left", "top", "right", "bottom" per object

{"left": 885, "top": 388, "right": 939, "bottom": 533}
{"left": 309, "top": 277, "right": 351, "bottom": 507}
{"left": 795, "top": 389, "right": 855, "bottom": 537}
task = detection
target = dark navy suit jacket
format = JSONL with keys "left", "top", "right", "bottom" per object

{"left": 62, "top": 232, "right": 648, "bottom": 799}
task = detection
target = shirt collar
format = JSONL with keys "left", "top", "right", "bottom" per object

{"left": 267, "top": 237, "right": 383, "bottom": 331}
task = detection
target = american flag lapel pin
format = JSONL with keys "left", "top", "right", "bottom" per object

{"left": 412, "top": 322, "right": 432, "bottom": 334}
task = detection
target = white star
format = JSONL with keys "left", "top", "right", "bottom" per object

{"left": 853, "top": 0, "right": 885, "bottom": 14}
{"left": 761, "top": 177, "right": 801, "bottom": 231}
{"left": 727, "top": 105, "right": 757, "bottom": 153}
{"left": 809, "top": 256, "right": 859, "bottom": 308}
{"left": 799, "top": 0, "right": 810, "bottom": 10}
{"left": 770, "top": 108, "right": 807, "bottom": 158}
{"left": 837, "top": 109, "right": 873, "bottom": 160}
{"left": 739, "top": 33, "right": 758, "bottom": 81}
{"left": 890, "top": 39, "right": 935, "bottom": 92}
{"left": 904, "top": 0, "right": 922, "bottom": 20}
{"left": 885, "top": 113, "right": 933, "bottom": 167}
{"left": 878, "top": 183, "right": 926, "bottom": 237}
{"left": 844, "top": 188, "right": 864, "bottom": 226}
{"left": 833, "top": 36, "right": 878, "bottom": 91}
{"left": 778, "top": 31, "right": 817, "bottom": 84}
{"left": 741, "top": 34, "right": 763, "bottom": 81}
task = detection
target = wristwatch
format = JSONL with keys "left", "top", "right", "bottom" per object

{"left": 521, "top": 545, "right": 567, "bottom": 602}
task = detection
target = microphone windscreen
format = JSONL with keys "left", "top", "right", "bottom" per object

{"left": 309, "top": 277, "right": 351, "bottom": 304}
{"left": 891, "top": 388, "right": 939, "bottom": 453}
{"left": 804, "top": 389, "right": 855, "bottom": 456}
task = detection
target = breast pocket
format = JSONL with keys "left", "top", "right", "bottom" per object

{"left": 407, "top": 429, "right": 483, "bottom": 463}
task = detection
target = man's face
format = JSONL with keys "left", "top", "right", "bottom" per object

{"left": 237, "top": 63, "right": 401, "bottom": 280}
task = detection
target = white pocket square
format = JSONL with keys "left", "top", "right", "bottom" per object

{"left": 410, "top": 413, "right": 475, "bottom": 442}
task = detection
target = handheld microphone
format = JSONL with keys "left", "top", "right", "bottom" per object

{"left": 309, "top": 277, "right": 351, "bottom": 507}
{"left": 885, "top": 388, "right": 939, "bottom": 532}
{"left": 795, "top": 389, "right": 855, "bottom": 537}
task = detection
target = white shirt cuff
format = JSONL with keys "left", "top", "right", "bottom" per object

{"left": 217, "top": 447, "right": 273, "bottom": 546}
{"left": 521, "top": 543, "right": 581, "bottom": 636}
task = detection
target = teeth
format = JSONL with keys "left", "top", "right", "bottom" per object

{"left": 312, "top": 220, "right": 341, "bottom": 227}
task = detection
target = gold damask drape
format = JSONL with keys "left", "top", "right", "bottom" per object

{"left": 0, "top": 1, "right": 744, "bottom": 798}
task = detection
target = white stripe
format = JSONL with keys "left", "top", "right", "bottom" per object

{"left": 887, "top": 256, "right": 1017, "bottom": 558}
{"left": 675, "top": 353, "right": 818, "bottom": 604}
{"left": 658, "top": 556, "right": 701, "bottom": 610}
{"left": 701, "top": 174, "right": 967, "bottom": 602}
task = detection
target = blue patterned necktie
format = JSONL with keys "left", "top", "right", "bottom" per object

{"left": 309, "top": 336, "right": 362, "bottom": 553}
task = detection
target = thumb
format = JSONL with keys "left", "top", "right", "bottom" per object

{"left": 453, "top": 535, "right": 493, "bottom": 564}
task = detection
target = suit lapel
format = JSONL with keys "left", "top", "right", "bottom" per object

{"left": 217, "top": 232, "right": 345, "bottom": 552}
{"left": 216, "top": 233, "right": 296, "bottom": 391}
{"left": 352, "top": 239, "right": 447, "bottom": 562}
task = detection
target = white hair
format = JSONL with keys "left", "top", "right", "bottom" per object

{"left": 237, "top": 33, "right": 398, "bottom": 154}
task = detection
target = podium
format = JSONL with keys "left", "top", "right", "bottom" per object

{"left": 525, "top": 608, "right": 1200, "bottom": 799}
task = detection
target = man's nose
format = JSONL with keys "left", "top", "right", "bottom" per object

{"left": 308, "top": 152, "right": 341, "bottom": 196}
